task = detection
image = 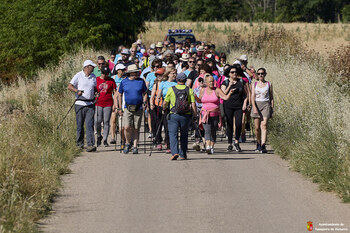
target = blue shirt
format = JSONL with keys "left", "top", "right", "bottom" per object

{"left": 118, "top": 77, "right": 147, "bottom": 108}
{"left": 141, "top": 67, "right": 151, "bottom": 79}
{"left": 184, "top": 70, "right": 190, "bottom": 77}
{"left": 113, "top": 75, "right": 123, "bottom": 87}
{"left": 114, "top": 54, "right": 121, "bottom": 64}
{"left": 159, "top": 81, "right": 177, "bottom": 99}
{"left": 146, "top": 72, "right": 156, "bottom": 92}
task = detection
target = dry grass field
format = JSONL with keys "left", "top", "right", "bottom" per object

{"left": 139, "top": 21, "right": 350, "bottom": 57}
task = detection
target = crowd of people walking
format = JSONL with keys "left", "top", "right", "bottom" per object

{"left": 68, "top": 38, "right": 274, "bottom": 159}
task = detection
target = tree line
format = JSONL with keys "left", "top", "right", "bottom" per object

{"left": 151, "top": 0, "right": 350, "bottom": 23}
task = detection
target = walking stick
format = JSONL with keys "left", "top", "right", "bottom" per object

{"left": 119, "top": 115, "right": 123, "bottom": 153}
{"left": 149, "top": 113, "right": 167, "bottom": 157}
{"left": 144, "top": 109, "right": 146, "bottom": 154}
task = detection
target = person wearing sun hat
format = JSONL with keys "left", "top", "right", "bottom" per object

{"left": 163, "top": 72, "right": 197, "bottom": 160}
{"left": 68, "top": 60, "right": 97, "bottom": 152}
{"left": 117, "top": 64, "right": 147, "bottom": 154}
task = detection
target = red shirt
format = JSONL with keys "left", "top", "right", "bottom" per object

{"left": 96, "top": 76, "right": 116, "bottom": 107}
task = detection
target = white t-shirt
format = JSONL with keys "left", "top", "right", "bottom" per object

{"left": 175, "top": 49, "right": 183, "bottom": 54}
{"left": 70, "top": 71, "right": 96, "bottom": 106}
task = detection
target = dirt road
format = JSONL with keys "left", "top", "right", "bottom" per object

{"left": 41, "top": 133, "right": 350, "bottom": 233}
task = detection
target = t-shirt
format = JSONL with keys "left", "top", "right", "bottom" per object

{"left": 70, "top": 71, "right": 96, "bottom": 106}
{"left": 222, "top": 78, "right": 246, "bottom": 109}
{"left": 187, "top": 70, "right": 198, "bottom": 88}
{"left": 96, "top": 76, "right": 116, "bottom": 107}
{"left": 141, "top": 67, "right": 151, "bottom": 79}
{"left": 164, "top": 84, "right": 195, "bottom": 115}
{"left": 93, "top": 67, "right": 101, "bottom": 77}
{"left": 113, "top": 74, "right": 124, "bottom": 87}
{"left": 118, "top": 77, "right": 147, "bottom": 108}
{"left": 183, "top": 70, "right": 190, "bottom": 77}
{"left": 146, "top": 72, "right": 156, "bottom": 92}
{"left": 159, "top": 81, "right": 177, "bottom": 99}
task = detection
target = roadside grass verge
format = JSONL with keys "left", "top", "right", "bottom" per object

{"left": 0, "top": 48, "right": 101, "bottom": 232}
{"left": 228, "top": 46, "right": 350, "bottom": 202}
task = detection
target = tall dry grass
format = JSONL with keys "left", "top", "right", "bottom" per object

{"left": 139, "top": 21, "right": 350, "bottom": 57}
{"left": 227, "top": 46, "right": 350, "bottom": 201}
{"left": 0, "top": 48, "right": 104, "bottom": 232}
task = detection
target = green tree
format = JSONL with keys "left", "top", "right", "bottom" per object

{"left": 0, "top": 0, "right": 153, "bottom": 83}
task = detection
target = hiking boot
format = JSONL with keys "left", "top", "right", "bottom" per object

{"left": 123, "top": 144, "right": 131, "bottom": 154}
{"left": 227, "top": 144, "right": 233, "bottom": 151}
{"left": 86, "top": 146, "right": 96, "bottom": 152}
{"left": 103, "top": 140, "right": 109, "bottom": 147}
{"left": 110, "top": 139, "right": 116, "bottom": 144}
{"left": 132, "top": 147, "right": 138, "bottom": 154}
{"left": 255, "top": 143, "right": 262, "bottom": 153}
{"left": 192, "top": 142, "right": 200, "bottom": 151}
{"left": 97, "top": 136, "right": 102, "bottom": 147}
{"left": 157, "top": 144, "right": 162, "bottom": 151}
{"left": 261, "top": 144, "right": 267, "bottom": 153}
{"left": 234, "top": 143, "right": 242, "bottom": 152}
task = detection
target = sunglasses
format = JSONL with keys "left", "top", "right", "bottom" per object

{"left": 188, "top": 61, "right": 195, "bottom": 63}
{"left": 257, "top": 73, "right": 265, "bottom": 75}
{"left": 230, "top": 71, "right": 237, "bottom": 74}
{"left": 98, "top": 63, "right": 104, "bottom": 65}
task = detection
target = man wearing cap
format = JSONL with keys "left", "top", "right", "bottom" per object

{"left": 163, "top": 73, "right": 197, "bottom": 160}
{"left": 239, "top": 55, "right": 253, "bottom": 79}
{"left": 117, "top": 64, "right": 147, "bottom": 154}
{"left": 117, "top": 49, "right": 134, "bottom": 67}
{"left": 68, "top": 60, "right": 97, "bottom": 152}
{"left": 93, "top": 56, "right": 106, "bottom": 77}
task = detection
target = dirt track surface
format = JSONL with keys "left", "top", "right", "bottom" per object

{"left": 41, "top": 133, "right": 350, "bottom": 233}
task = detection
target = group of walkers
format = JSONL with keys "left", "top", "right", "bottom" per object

{"left": 68, "top": 38, "right": 274, "bottom": 160}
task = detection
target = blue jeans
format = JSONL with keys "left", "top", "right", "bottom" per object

{"left": 75, "top": 104, "right": 95, "bottom": 147}
{"left": 167, "top": 114, "right": 191, "bottom": 158}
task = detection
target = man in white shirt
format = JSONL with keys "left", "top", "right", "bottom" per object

{"left": 68, "top": 60, "right": 97, "bottom": 152}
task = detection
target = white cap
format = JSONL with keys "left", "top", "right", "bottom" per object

{"left": 83, "top": 60, "right": 97, "bottom": 67}
{"left": 150, "top": 43, "right": 156, "bottom": 49}
{"left": 136, "top": 39, "right": 142, "bottom": 44}
{"left": 121, "top": 48, "right": 130, "bottom": 55}
{"left": 239, "top": 55, "right": 248, "bottom": 61}
{"left": 115, "top": 64, "right": 126, "bottom": 71}
{"left": 233, "top": 60, "right": 242, "bottom": 66}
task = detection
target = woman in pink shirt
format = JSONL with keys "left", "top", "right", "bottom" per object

{"left": 197, "top": 74, "right": 234, "bottom": 154}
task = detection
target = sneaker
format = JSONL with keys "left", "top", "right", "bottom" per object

{"left": 261, "top": 144, "right": 267, "bottom": 153}
{"left": 234, "top": 143, "right": 242, "bottom": 152}
{"left": 255, "top": 143, "right": 262, "bottom": 153}
{"left": 206, "top": 146, "right": 211, "bottom": 154}
{"left": 165, "top": 149, "right": 171, "bottom": 154}
{"left": 132, "top": 147, "right": 138, "bottom": 154}
{"left": 210, "top": 148, "right": 214, "bottom": 154}
{"left": 86, "top": 146, "right": 96, "bottom": 152}
{"left": 148, "top": 133, "right": 153, "bottom": 138}
{"left": 227, "top": 144, "right": 233, "bottom": 151}
{"left": 192, "top": 142, "right": 200, "bottom": 151}
{"left": 110, "top": 139, "right": 116, "bottom": 144}
{"left": 103, "top": 140, "right": 109, "bottom": 147}
{"left": 157, "top": 144, "right": 162, "bottom": 151}
{"left": 123, "top": 144, "right": 131, "bottom": 154}
{"left": 97, "top": 136, "right": 102, "bottom": 147}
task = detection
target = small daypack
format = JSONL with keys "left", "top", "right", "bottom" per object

{"left": 171, "top": 86, "right": 190, "bottom": 115}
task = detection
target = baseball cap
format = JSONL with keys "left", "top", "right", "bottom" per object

{"left": 176, "top": 72, "right": 187, "bottom": 81}
{"left": 115, "top": 64, "right": 126, "bottom": 71}
{"left": 155, "top": 68, "right": 165, "bottom": 75}
{"left": 83, "top": 60, "right": 97, "bottom": 67}
{"left": 101, "top": 66, "right": 110, "bottom": 75}
{"left": 239, "top": 55, "right": 248, "bottom": 61}
{"left": 121, "top": 49, "right": 130, "bottom": 55}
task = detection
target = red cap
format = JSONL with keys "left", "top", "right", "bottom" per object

{"left": 155, "top": 68, "right": 165, "bottom": 75}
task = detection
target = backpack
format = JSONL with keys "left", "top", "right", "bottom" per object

{"left": 171, "top": 86, "right": 190, "bottom": 115}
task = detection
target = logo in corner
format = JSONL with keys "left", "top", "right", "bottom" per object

{"left": 307, "top": 221, "right": 313, "bottom": 231}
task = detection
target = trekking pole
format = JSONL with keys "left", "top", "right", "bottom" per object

{"left": 144, "top": 109, "right": 146, "bottom": 154}
{"left": 56, "top": 91, "right": 85, "bottom": 130}
{"left": 119, "top": 115, "right": 123, "bottom": 153}
{"left": 114, "top": 111, "right": 118, "bottom": 151}
{"left": 149, "top": 113, "right": 167, "bottom": 157}
{"left": 193, "top": 121, "right": 206, "bottom": 151}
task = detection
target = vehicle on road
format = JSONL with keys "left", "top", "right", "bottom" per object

{"left": 164, "top": 29, "right": 196, "bottom": 44}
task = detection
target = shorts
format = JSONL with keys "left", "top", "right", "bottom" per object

{"left": 123, "top": 108, "right": 143, "bottom": 130}
{"left": 251, "top": 101, "right": 271, "bottom": 119}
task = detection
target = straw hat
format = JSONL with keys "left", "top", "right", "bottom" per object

{"left": 180, "top": 53, "right": 190, "bottom": 61}
{"left": 125, "top": 64, "right": 141, "bottom": 73}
